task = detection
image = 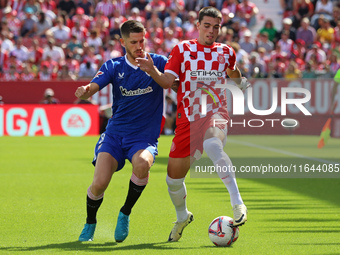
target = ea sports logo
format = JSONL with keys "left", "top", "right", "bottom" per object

{"left": 61, "top": 107, "right": 91, "bottom": 136}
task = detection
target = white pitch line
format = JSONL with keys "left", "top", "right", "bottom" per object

{"left": 227, "top": 138, "right": 340, "bottom": 165}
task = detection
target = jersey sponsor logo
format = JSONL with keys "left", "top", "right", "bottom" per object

{"left": 119, "top": 86, "right": 153, "bottom": 96}
{"left": 190, "top": 70, "right": 223, "bottom": 81}
{"left": 94, "top": 71, "right": 104, "bottom": 79}
{"left": 118, "top": 72, "right": 124, "bottom": 79}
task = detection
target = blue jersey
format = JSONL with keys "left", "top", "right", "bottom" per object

{"left": 91, "top": 53, "right": 167, "bottom": 139}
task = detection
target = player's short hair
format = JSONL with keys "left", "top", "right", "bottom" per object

{"left": 120, "top": 20, "right": 145, "bottom": 39}
{"left": 198, "top": 7, "right": 222, "bottom": 23}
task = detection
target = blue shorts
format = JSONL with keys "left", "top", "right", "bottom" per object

{"left": 92, "top": 133, "right": 159, "bottom": 171}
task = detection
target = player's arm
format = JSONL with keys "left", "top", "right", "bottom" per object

{"left": 75, "top": 82, "right": 100, "bottom": 100}
{"left": 227, "top": 66, "right": 250, "bottom": 91}
{"left": 136, "top": 53, "right": 175, "bottom": 89}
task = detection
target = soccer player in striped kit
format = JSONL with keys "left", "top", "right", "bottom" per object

{"left": 75, "top": 20, "right": 168, "bottom": 242}
{"left": 136, "top": 6, "right": 249, "bottom": 241}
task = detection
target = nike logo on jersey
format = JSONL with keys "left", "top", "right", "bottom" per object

{"left": 189, "top": 54, "right": 197, "bottom": 59}
{"left": 118, "top": 72, "right": 124, "bottom": 79}
{"left": 94, "top": 71, "right": 104, "bottom": 79}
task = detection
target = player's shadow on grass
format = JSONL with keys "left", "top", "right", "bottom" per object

{"left": 0, "top": 240, "right": 195, "bottom": 252}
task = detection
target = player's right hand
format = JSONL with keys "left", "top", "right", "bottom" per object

{"left": 75, "top": 85, "right": 90, "bottom": 98}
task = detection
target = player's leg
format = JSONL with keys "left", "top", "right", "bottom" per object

{"left": 114, "top": 148, "right": 154, "bottom": 242}
{"left": 79, "top": 152, "right": 118, "bottom": 241}
{"left": 167, "top": 156, "right": 195, "bottom": 241}
{"left": 203, "top": 126, "right": 247, "bottom": 226}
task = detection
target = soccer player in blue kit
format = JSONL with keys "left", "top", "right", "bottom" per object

{"left": 75, "top": 20, "right": 168, "bottom": 242}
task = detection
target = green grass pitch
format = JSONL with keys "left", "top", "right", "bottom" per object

{"left": 0, "top": 135, "right": 339, "bottom": 255}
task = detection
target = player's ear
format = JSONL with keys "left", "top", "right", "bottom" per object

{"left": 120, "top": 37, "right": 125, "bottom": 48}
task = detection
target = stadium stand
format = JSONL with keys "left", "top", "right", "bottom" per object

{"left": 0, "top": 0, "right": 339, "bottom": 81}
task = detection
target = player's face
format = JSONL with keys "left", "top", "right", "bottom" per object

{"left": 197, "top": 16, "right": 221, "bottom": 46}
{"left": 121, "top": 32, "right": 146, "bottom": 62}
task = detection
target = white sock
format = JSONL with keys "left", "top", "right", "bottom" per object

{"left": 166, "top": 175, "right": 189, "bottom": 222}
{"left": 203, "top": 137, "right": 243, "bottom": 207}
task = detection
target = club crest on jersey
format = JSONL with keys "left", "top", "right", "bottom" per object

{"left": 218, "top": 54, "right": 225, "bottom": 64}
{"left": 94, "top": 71, "right": 104, "bottom": 79}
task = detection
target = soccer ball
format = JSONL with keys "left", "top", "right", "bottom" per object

{"left": 208, "top": 216, "right": 239, "bottom": 247}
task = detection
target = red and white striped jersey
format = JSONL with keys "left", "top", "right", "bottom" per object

{"left": 164, "top": 39, "right": 236, "bottom": 124}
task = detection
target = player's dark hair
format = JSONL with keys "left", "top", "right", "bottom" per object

{"left": 198, "top": 7, "right": 222, "bottom": 23}
{"left": 120, "top": 20, "right": 145, "bottom": 38}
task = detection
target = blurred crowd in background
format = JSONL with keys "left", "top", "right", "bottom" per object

{"left": 0, "top": 0, "right": 339, "bottom": 82}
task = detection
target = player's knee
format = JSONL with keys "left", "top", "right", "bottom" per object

{"left": 166, "top": 175, "right": 185, "bottom": 191}
{"left": 133, "top": 158, "right": 152, "bottom": 177}
{"left": 91, "top": 179, "right": 109, "bottom": 194}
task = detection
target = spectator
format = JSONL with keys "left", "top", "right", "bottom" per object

{"left": 163, "top": 29, "right": 179, "bottom": 53}
{"left": 10, "top": 37, "right": 29, "bottom": 62}
{"left": 164, "top": 8, "right": 182, "bottom": 28}
{"left": 48, "top": 17, "right": 71, "bottom": 44}
{"left": 291, "top": 0, "right": 314, "bottom": 29}
{"left": 40, "top": 0, "right": 57, "bottom": 21}
{"left": 284, "top": 61, "right": 302, "bottom": 80}
{"left": 146, "top": 11, "right": 163, "bottom": 33}
{"left": 222, "top": 0, "right": 238, "bottom": 16}
{"left": 40, "top": 88, "right": 60, "bottom": 104}
{"left": 23, "top": 0, "right": 41, "bottom": 15}
{"left": 230, "top": 41, "right": 249, "bottom": 67}
{"left": 236, "top": 0, "right": 258, "bottom": 27}
{"left": 276, "top": 17, "right": 296, "bottom": 42}
{"left": 2, "top": 7, "right": 21, "bottom": 39}
{"left": 277, "top": 30, "right": 294, "bottom": 57}
{"left": 37, "top": 63, "right": 57, "bottom": 81}
{"left": 316, "top": 18, "right": 335, "bottom": 44}
{"left": 95, "top": 0, "right": 114, "bottom": 17}
{"left": 259, "top": 19, "right": 277, "bottom": 42}
{"left": 2, "top": 65, "right": 20, "bottom": 81}
{"left": 305, "top": 43, "right": 327, "bottom": 64}
{"left": 35, "top": 11, "right": 53, "bottom": 38}
{"left": 20, "top": 63, "right": 35, "bottom": 81}
{"left": 42, "top": 39, "right": 65, "bottom": 62}
{"left": 0, "top": 39, "right": 8, "bottom": 74}
{"left": 128, "top": 7, "right": 146, "bottom": 25}
{"left": 256, "top": 31, "right": 274, "bottom": 54}
{"left": 311, "top": 0, "right": 333, "bottom": 26}
{"left": 86, "top": 30, "right": 103, "bottom": 54}
{"left": 70, "top": 21, "right": 88, "bottom": 42}
{"left": 239, "top": 30, "right": 256, "bottom": 54}
{"left": 221, "top": 8, "right": 234, "bottom": 29}
{"left": 334, "top": 20, "right": 340, "bottom": 43}
{"left": 28, "top": 38, "right": 43, "bottom": 65}
{"left": 77, "top": 0, "right": 94, "bottom": 16}
{"left": 248, "top": 51, "right": 266, "bottom": 78}
{"left": 0, "top": 96, "right": 4, "bottom": 105}
{"left": 67, "top": 34, "right": 83, "bottom": 53}
{"left": 103, "top": 40, "right": 122, "bottom": 61}
{"left": 3, "top": 53, "right": 23, "bottom": 74}
{"left": 328, "top": 53, "right": 340, "bottom": 75}
{"left": 57, "top": 0, "right": 77, "bottom": 17}
{"left": 302, "top": 61, "right": 317, "bottom": 78}
{"left": 164, "top": 94, "right": 177, "bottom": 135}
{"left": 20, "top": 7, "right": 38, "bottom": 37}
{"left": 58, "top": 65, "right": 77, "bottom": 80}
{"left": 296, "top": 17, "right": 316, "bottom": 48}
{"left": 113, "top": 0, "right": 130, "bottom": 17}
{"left": 72, "top": 7, "right": 92, "bottom": 29}
{"left": 78, "top": 61, "right": 97, "bottom": 80}
{"left": 145, "top": 0, "right": 166, "bottom": 20}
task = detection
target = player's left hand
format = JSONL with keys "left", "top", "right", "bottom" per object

{"left": 136, "top": 53, "right": 154, "bottom": 74}
{"left": 237, "top": 77, "right": 251, "bottom": 92}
